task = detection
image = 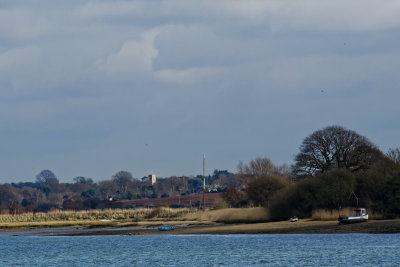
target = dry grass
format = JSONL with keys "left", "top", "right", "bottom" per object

{"left": 311, "top": 208, "right": 383, "bottom": 220}
{"left": 312, "top": 208, "right": 350, "bottom": 220}
{"left": 0, "top": 220, "right": 126, "bottom": 229}
{"left": 0, "top": 207, "right": 193, "bottom": 224}
{"left": 0, "top": 207, "right": 271, "bottom": 229}
{"left": 182, "top": 207, "right": 269, "bottom": 223}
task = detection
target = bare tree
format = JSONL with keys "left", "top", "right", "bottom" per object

{"left": 294, "top": 125, "right": 379, "bottom": 176}
{"left": 99, "top": 180, "right": 117, "bottom": 200}
{"left": 239, "top": 158, "right": 289, "bottom": 207}
{"left": 36, "top": 170, "right": 59, "bottom": 185}
{"left": 222, "top": 186, "right": 247, "bottom": 208}
{"left": 386, "top": 147, "right": 400, "bottom": 165}
{"left": 238, "top": 158, "right": 280, "bottom": 182}
{"left": 112, "top": 171, "right": 133, "bottom": 197}
{"left": 73, "top": 176, "right": 94, "bottom": 185}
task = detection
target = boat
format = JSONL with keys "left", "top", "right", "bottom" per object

{"left": 158, "top": 226, "right": 175, "bottom": 231}
{"left": 338, "top": 208, "right": 368, "bottom": 224}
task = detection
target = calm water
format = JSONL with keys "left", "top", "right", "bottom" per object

{"left": 0, "top": 234, "right": 399, "bottom": 266}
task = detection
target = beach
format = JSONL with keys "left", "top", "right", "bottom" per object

{"left": 2, "top": 207, "right": 399, "bottom": 236}
{"left": 4, "top": 219, "right": 397, "bottom": 236}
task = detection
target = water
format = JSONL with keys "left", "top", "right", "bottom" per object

{"left": 1, "top": 234, "right": 399, "bottom": 266}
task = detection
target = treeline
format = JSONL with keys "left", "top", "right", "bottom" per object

{"left": 0, "top": 170, "right": 239, "bottom": 213}
{"left": 222, "top": 126, "right": 400, "bottom": 220}
{"left": 1, "top": 125, "right": 400, "bottom": 220}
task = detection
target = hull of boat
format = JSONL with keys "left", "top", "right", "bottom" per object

{"left": 338, "top": 215, "right": 368, "bottom": 224}
{"left": 158, "top": 226, "right": 175, "bottom": 231}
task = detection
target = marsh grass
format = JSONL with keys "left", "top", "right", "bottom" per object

{"left": 182, "top": 207, "right": 269, "bottom": 223}
{"left": 0, "top": 207, "right": 276, "bottom": 230}
{"left": 312, "top": 208, "right": 350, "bottom": 220}
{"left": 0, "top": 207, "right": 193, "bottom": 224}
{"left": 311, "top": 208, "right": 382, "bottom": 220}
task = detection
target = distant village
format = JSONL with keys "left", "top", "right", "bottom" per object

{"left": 1, "top": 168, "right": 239, "bottom": 214}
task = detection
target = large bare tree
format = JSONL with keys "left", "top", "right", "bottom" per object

{"left": 112, "top": 171, "right": 133, "bottom": 197}
{"left": 239, "top": 158, "right": 288, "bottom": 207}
{"left": 294, "top": 125, "right": 379, "bottom": 176}
{"left": 36, "top": 169, "right": 59, "bottom": 185}
{"left": 386, "top": 147, "right": 400, "bottom": 165}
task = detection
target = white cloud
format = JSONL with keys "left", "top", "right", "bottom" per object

{"left": 94, "top": 27, "right": 225, "bottom": 84}
{"left": 94, "top": 29, "right": 160, "bottom": 78}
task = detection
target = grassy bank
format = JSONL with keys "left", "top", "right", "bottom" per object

{"left": 2, "top": 207, "right": 396, "bottom": 234}
{"left": 0, "top": 207, "right": 269, "bottom": 230}
{"left": 0, "top": 207, "right": 192, "bottom": 225}
{"left": 0, "top": 220, "right": 141, "bottom": 229}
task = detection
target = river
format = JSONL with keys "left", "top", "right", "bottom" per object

{"left": 1, "top": 234, "right": 399, "bottom": 266}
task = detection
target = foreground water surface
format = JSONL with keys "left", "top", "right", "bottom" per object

{"left": 1, "top": 234, "right": 399, "bottom": 266}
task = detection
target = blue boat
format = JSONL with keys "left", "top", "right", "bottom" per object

{"left": 158, "top": 226, "right": 175, "bottom": 231}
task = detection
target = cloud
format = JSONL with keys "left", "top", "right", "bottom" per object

{"left": 0, "top": 45, "right": 42, "bottom": 95}
{"left": 94, "top": 27, "right": 225, "bottom": 84}
{"left": 75, "top": 1, "right": 155, "bottom": 19}
{"left": 155, "top": 67, "right": 225, "bottom": 84}
{"left": 0, "top": 8, "right": 52, "bottom": 41}
{"left": 74, "top": 0, "right": 400, "bottom": 32}
{"left": 0, "top": 0, "right": 400, "bottom": 182}
{"left": 0, "top": 46, "right": 41, "bottom": 70}
{"left": 210, "top": 0, "right": 400, "bottom": 32}
{"left": 94, "top": 29, "right": 160, "bottom": 79}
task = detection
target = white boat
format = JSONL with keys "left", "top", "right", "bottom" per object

{"left": 338, "top": 208, "right": 368, "bottom": 224}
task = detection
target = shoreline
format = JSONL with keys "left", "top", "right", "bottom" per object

{"left": 2, "top": 219, "right": 400, "bottom": 236}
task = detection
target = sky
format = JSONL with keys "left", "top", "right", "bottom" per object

{"left": 1, "top": 0, "right": 400, "bottom": 183}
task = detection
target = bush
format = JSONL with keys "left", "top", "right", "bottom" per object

{"left": 35, "top": 203, "right": 59, "bottom": 212}
{"left": 222, "top": 186, "right": 248, "bottom": 208}
{"left": 269, "top": 178, "right": 319, "bottom": 221}
{"left": 211, "top": 201, "right": 227, "bottom": 210}
{"left": 247, "top": 176, "right": 287, "bottom": 207}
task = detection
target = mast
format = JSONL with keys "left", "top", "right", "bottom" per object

{"left": 203, "top": 154, "right": 206, "bottom": 211}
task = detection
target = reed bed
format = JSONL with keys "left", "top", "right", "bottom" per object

{"left": 312, "top": 208, "right": 347, "bottom": 220}
{"left": 311, "top": 208, "right": 383, "bottom": 220}
{"left": 0, "top": 207, "right": 193, "bottom": 223}
{"left": 183, "top": 207, "right": 269, "bottom": 223}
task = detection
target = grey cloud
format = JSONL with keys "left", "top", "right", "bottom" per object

{"left": 0, "top": 1, "right": 400, "bottom": 182}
